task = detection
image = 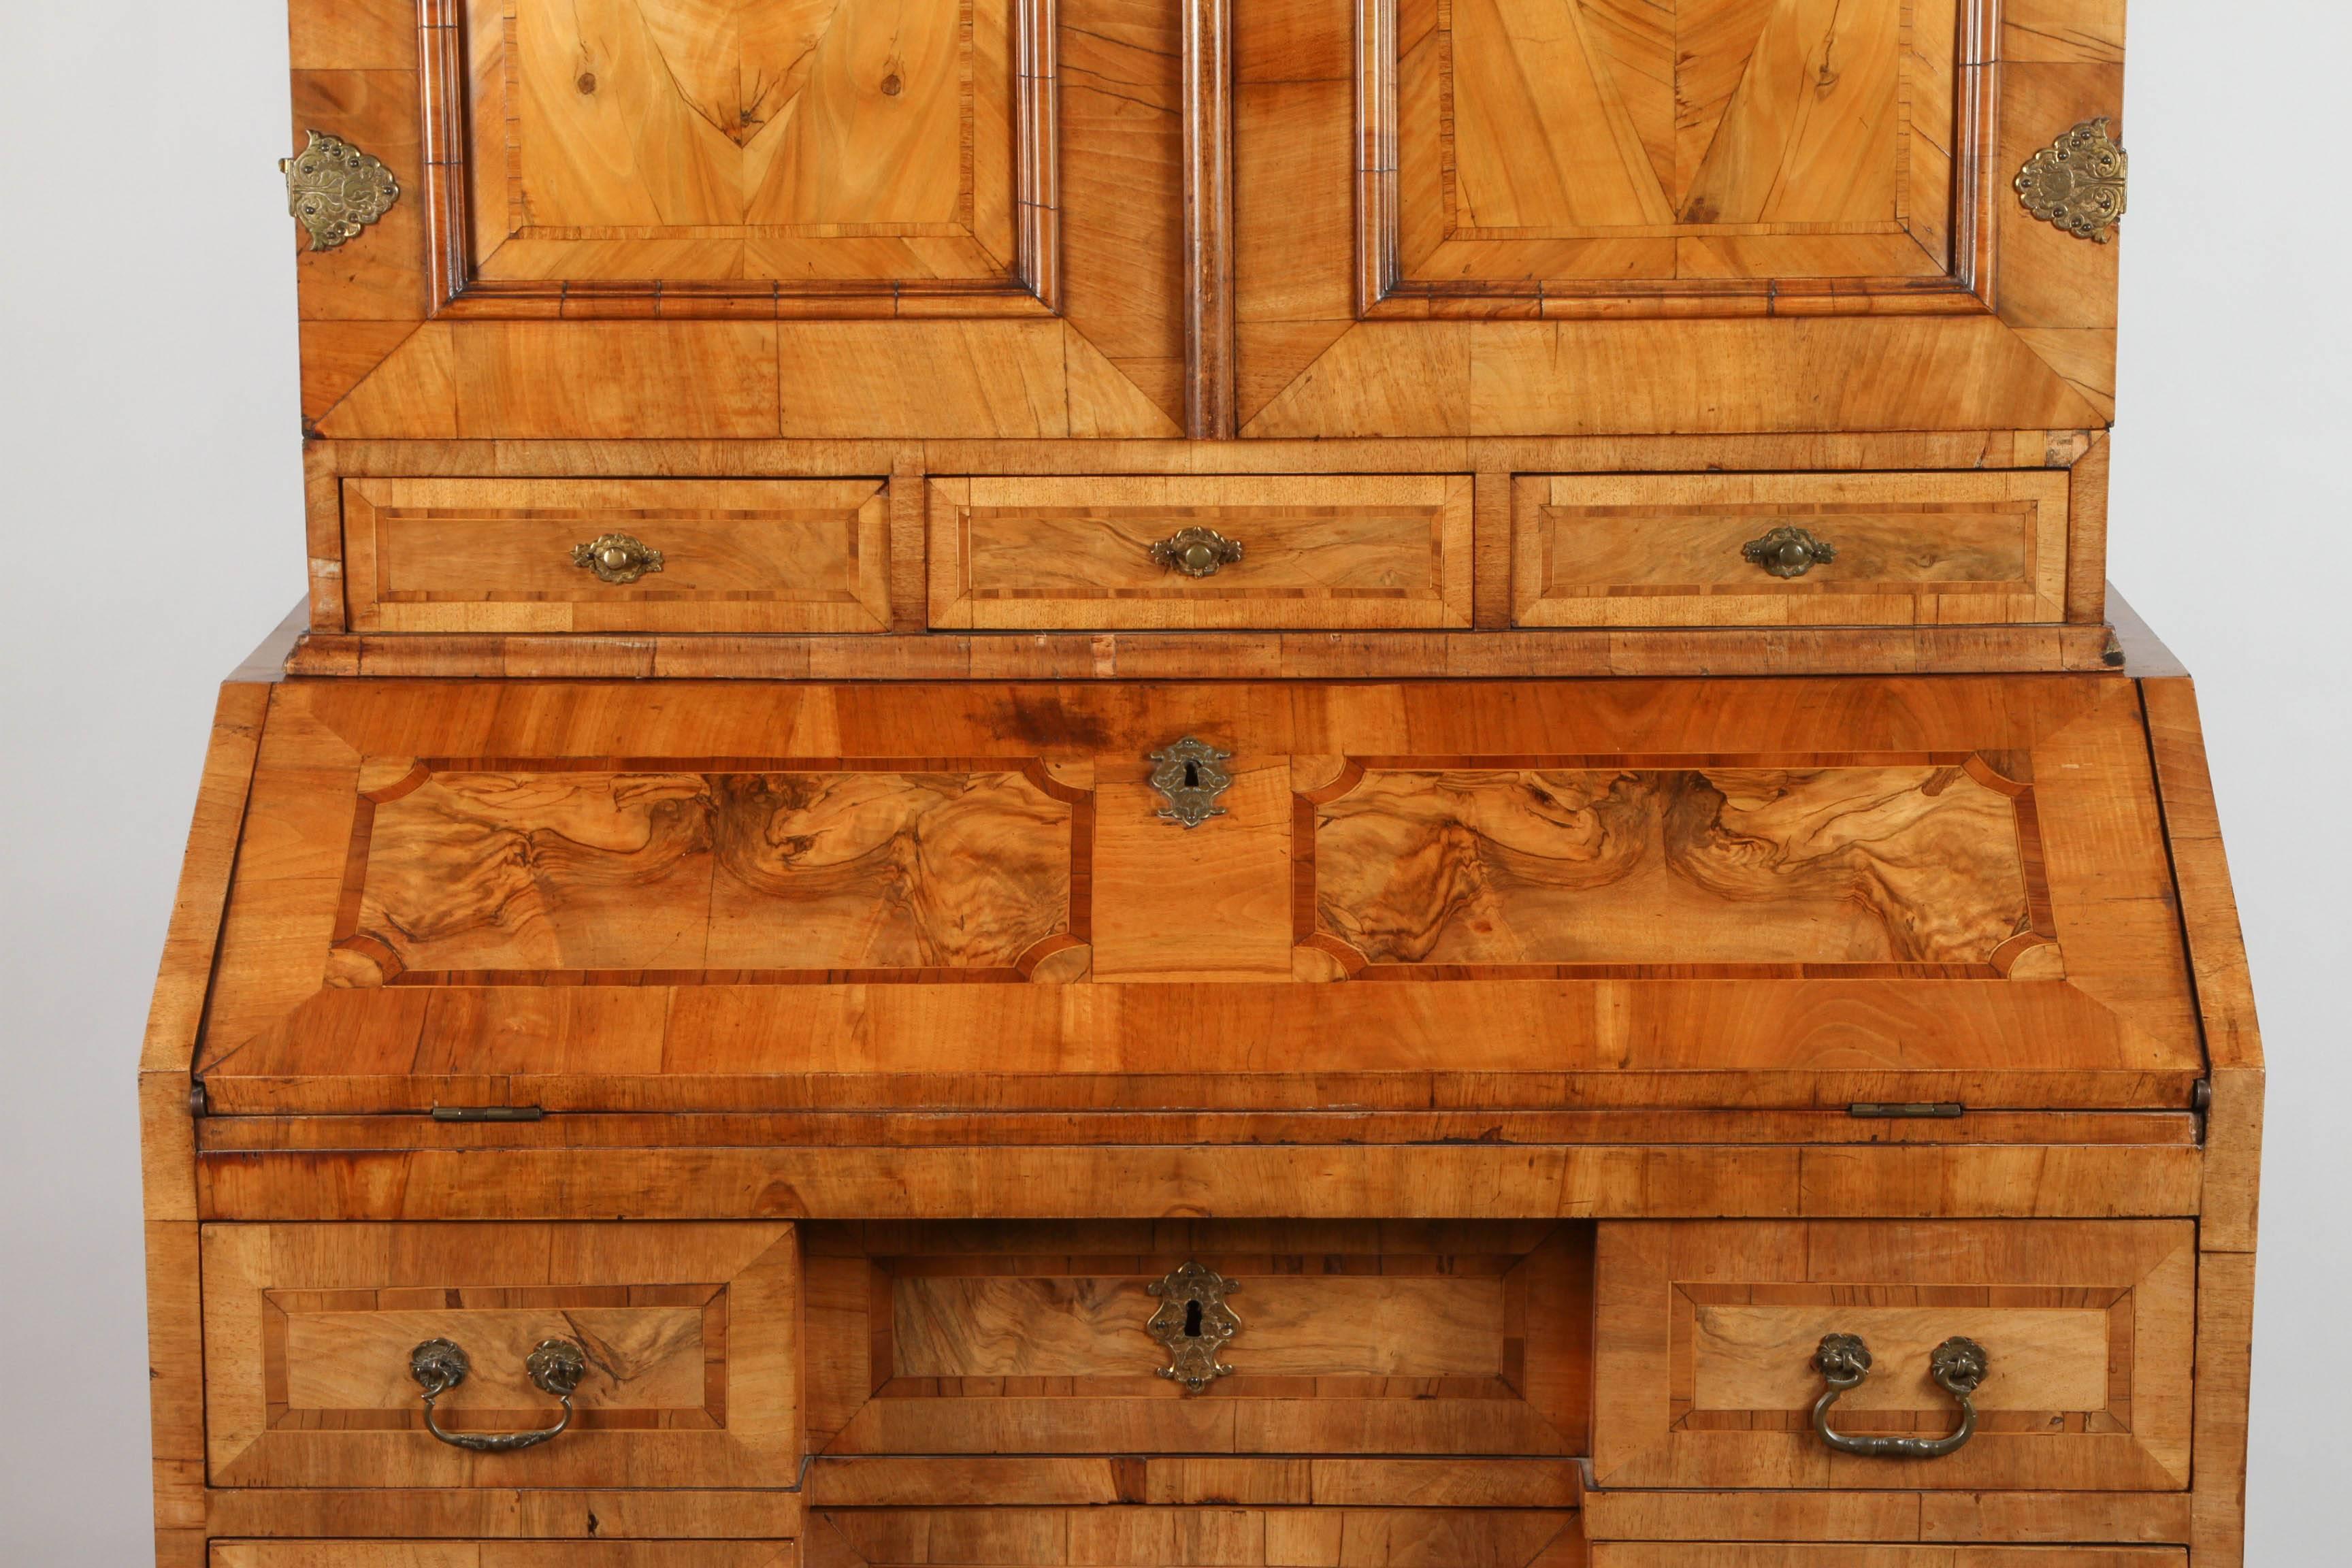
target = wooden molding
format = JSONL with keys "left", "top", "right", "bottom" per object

{"left": 1183, "top": 0, "right": 1235, "bottom": 436}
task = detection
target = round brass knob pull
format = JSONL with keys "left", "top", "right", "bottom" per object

{"left": 1742, "top": 525, "right": 1837, "bottom": 579}
{"left": 1149, "top": 526, "right": 1244, "bottom": 578}
{"left": 570, "top": 532, "right": 664, "bottom": 585}
{"left": 409, "top": 1337, "right": 588, "bottom": 1452}
{"left": 1810, "top": 1332, "right": 1988, "bottom": 1459}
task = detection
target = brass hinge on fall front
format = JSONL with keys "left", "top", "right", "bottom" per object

{"left": 1848, "top": 1102, "right": 1965, "bottom": 1120}
{"left": 431, "top": 1105, "right": 546, "bottom": 1123}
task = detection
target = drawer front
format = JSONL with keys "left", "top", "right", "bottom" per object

{"left": 1592, "top": 1221, "right": 2194, "bottom": 1491}
{"left": 1591, "top": 1552, "right": 2179, "bottom": 1568}
{"left": 344, "top": 478, "right": 892, "bottom": 633}
{"left": 201, "top": 1222, "right": 799, "bottom": 1488}
{"left": 928, "top": 476, "right": 1473, "bottom": 630}
{"left": 214, "top": 1549, "right": 793, "bottom": 1568}
{"left": 1512, "top": 472, "right": 2070, "bottom": 627}
{"left": 817, "top": 1508, "right": 1581, "bottom": 1568}
{"left": 806, "top": 1222, "right": 1589, "bottom": 1456}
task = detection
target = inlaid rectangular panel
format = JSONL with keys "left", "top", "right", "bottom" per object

{"left": 420, "top": 0, "right": 1056, "bottom": 312}
{"left": 212, "top": 1547, "right": 795, "bottom": 1568}
{"left": 344, "top": 478, "right": 892, "bottom": 633}
{"left": 1512, "top": 472, "right": 2072, "bottom": 627}
{"left": 804, "top": 1222, "right": 1591, "bottom": 1455}
{"left": 817, "top": 1508, "right": 1581, "bottom": 1567}
{"left": 928, "top": 476, "right": 1475, "bottom": 630}
{"left": 329, "top": 756, "right": 1091, "bottom": 984}
{"left": 1590, "top": 1551, "right": 2180, "bottom": 1568}
{"left": 1297, "top": 754, "right": 2061, "bottom": 979}
{"left": 1367, "top": 0, "right": 1994, "bottom": 308}
{"left": 1592, "top": 1220, "right": 2195, "bottom": 1490}
{"left": 201, "top": 1222, "right": 800, "bottom": 1488}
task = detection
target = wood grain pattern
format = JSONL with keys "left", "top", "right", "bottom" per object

{"left": 1581, "top": 1489, "right": 2189, "bottom": 1545}
{"left": 185, "top": 674, "right": 2200, "bottom": 1114}
{"left": 814, "top": 1507, "right": 1582, "bottom": 1567}
{"left": 1309, "top": 759, "right": 2055, "bottom": 975}
{"left": 1590, "top": 1550, "right": 2177, "bottom": 1568}
{"left": 331, "top": 760, "right": 1079, "bottom": 982}
{"left": 207, "top": 1487, "right": 803, "bottom": 1540}
{"left": 804, "top": 1221, "right": 1588, "bottom": 1456}
{"left": 345, "top": 477, "right": 892, "bottom": 633}
{"left": 1514, "top": 472, "right": 2071, "bottom": 627}
{"left": 202, "top": 1222, "right": 798, "bottom": 1488}
{"left": 212, "top": 1547, "right": 794, "bottom": 1568}
{"left": 1592, "top": 1220, "right": 2196, "bottom": 1491}
{"left": 928, "top": 475, "right": 1473, "bottom": 629}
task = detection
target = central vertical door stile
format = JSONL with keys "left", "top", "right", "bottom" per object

{"left": 1183, "top": 0, "right": 1237, "bottom": 438}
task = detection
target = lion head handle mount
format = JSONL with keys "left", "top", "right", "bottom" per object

{"left": 1810, "top": 1331, "right": 1989, "bottom": 1459}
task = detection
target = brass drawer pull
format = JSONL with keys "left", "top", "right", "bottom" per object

{"left": 409, "top": 1337, "right": 588, "bottom": 1452}
{"left": 572, "top": 532, "right": 664, "bottom": 585}
{"left": 1149, "top": 526, "right": 1244, "bottom": 578}
{"left": 1148, "top": 1262, "right": 1241, "bottom": 1392}
{"left": 1810, "top": 1332, "right": 1989, "bottom": 1459}
{"left": 1742, "top": 525, "right": 1837, "bottom": 578}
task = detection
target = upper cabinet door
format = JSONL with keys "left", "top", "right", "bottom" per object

{"left": 1234, "top": 0, "right": 2125, "bottom": 437}
{"left": 291, "top": 0, "right": 1188, "bottom": 439}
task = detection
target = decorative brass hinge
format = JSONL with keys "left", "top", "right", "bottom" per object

{"left": 282, "top": 130, "right": 400, "bottom": 252}
{"left": 1848, "top": 1102, "right": 1965, "bottom": 1120}
{"left": 1148, "top": 737, "right": 1234, "bottom": 828}
{"left": 2015, "top": 118, "right": 2127, "bottom": 243}
{"left": 430, "top": 1105, "right": 546, "bottom": 1123}
{"left": 1147, "top": 1261, "right": 1241, "bottom": 1392}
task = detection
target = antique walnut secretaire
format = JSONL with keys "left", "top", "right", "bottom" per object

{"left": 141, "top": 3, "right": 2263, "bottom": 1566}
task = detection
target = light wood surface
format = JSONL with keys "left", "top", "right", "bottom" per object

{"left": 201, "top": 1222, "right": 799, "bottom": 1488}
{"left": 928, "top": 475, "right": 1473, "bottom": 629}
{"left": 1514, "top": 472, "right": 2071, "bottom": 627}
{"left": 1592, "top": 1220, "right": 2195, "bottom": 1492}
{"left": 812, "top": 1507, "right": 1583, "bottom": 1567}
{"left": 212, "top": 1548, "right": 794, "bottom": 1568}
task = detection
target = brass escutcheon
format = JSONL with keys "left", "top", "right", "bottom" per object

{"left": 1147, "top": 737, "right": 1234, "bottom": 828}
{"left": 282, "top": 130, "right": 400, "bottom": 252}
{"left": 572, "top": 532, "right": 665, "bottom": 585}
{"left": 2015, "top": 118, "right": 2127, "bottom": 244}
{"left": 1810, "top": 1332, "right": 1989, "bottom": 1459}
{"left": 1147, "top": 1261, "right": 1241, "bottom": 1392}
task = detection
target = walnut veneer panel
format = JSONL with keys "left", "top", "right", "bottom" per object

{"left": 813, "top": 1507, "right": 1584, "bottom": 1567}
{"left": 212, "top": 1549, "right": 794, "bottom": 1568}
{"left": 1592, "top": 1220, "right": 2195, "bottom": 1491}
{"left": 453, "top": 0, "right": 1032, "bottom": 292}
{"left": 928, "top": 476, "right": 1475, "bottom": 629}
{"left": 1512, "top": 472, "right": 2070, "bottom": 627}
{"left": 207, "top": 1551, "right": 790, "bottom": 1561}
{"left": 190, "top": 674, "right": 2200, "bottom": 1113}
{"left": 344, "top": 478, "right": 892, "bottom": 633}
{"left": 201, "top": 1222, "right": 799, "bottom": 1488}
{"left": 1592, "top": 1552, "right": 2177, "bottom": 1568}
{"left": 803, "top": 1221, "right": 1589, "bottom": 1455}
{"left": 1390, "top": 0, "right": 1968, "bottom": 289}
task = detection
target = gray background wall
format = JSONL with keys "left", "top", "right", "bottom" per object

{"left": 1, "top": 3, "right": 2342, "bottom": 1559}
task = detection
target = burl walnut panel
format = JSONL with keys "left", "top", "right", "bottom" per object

{"left": 329, "top": 759, "right": 1085, "bottom": 984}
{"left": 1305, "top": 757, "right": 2059, "bottom": 978}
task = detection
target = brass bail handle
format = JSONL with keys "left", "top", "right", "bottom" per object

{"left": 410, "top": 1337, "right": 589, "bottom": 1453}
{"left": 1810, "top": 1333, "right": 1989, "bottom": 1459}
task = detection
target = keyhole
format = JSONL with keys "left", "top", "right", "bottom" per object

{"left": 1183, "top": 761, "right": 1200, "bottom": 789}
{"left": 1183, "top": 1300, "right": 1204, "bottom": 1338}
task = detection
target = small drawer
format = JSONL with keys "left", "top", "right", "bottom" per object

{"left": 1591, "top": 1551, "right": 2178, "bottom": 1568}
{"left": 818, "top": 1508, "right": 1580, "bottom": 1567}
{"left": 805, "top": 1222, "right": 1588, "bottom": 1456}
{"left": 214, "top": 1548, "right": 794, "bottom": 1568}
{"left": 344, "top": 478, "right": 892, "bottom": 633}
{"left": 1512, "top": 471, "right": 2070, "bottom": 627}
{"left": 1592, "top": 1220, "right": 2194, "bottom": 1492}
{"left": 201, "top": 1222, "right": 800, "bottom": 1488}
{"left": 927, "top": 475, "right": 1473, "bottom": 629}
